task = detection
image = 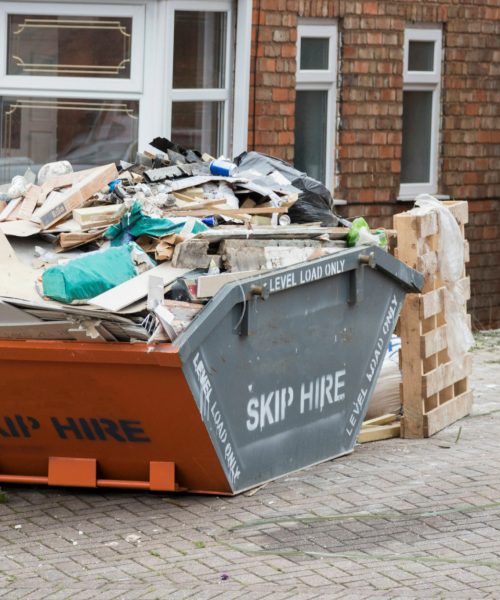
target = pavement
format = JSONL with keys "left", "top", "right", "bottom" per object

{"left": 0, "top": 330, "right": 499, "bottom": 599}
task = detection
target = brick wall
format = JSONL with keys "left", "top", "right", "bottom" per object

{"left": 248, "top": 0, "right": 500, "bottom": 328}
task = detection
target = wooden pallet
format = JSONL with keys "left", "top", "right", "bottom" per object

{"left": 394, "top": 201, "right": 473, "bottom": 438}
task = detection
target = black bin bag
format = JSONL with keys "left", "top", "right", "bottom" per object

{"left": 234, "top": 151, "right": 338, "bottom": 226}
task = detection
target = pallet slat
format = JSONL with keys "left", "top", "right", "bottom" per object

{"left": 421, "top": 324, "right": 448, "bottom": 359}
{"left": 420, "top": 288, "right": 444, "bottom": 319}
{"left": 424, "top": 390, "right": 473, "bottom": 437}
{"left": 423, "top": 353, "right": 472, "bottom": 397}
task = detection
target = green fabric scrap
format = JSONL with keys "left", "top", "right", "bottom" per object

{"left": 42, "top": 242, "right": 143, "bottom": 303}
{"left": 105, "top": 201, "right": 207, "bottom": 246}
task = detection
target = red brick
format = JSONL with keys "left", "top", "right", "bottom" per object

{"left": 272, "top": 88, "right": 289, "bottom": 102}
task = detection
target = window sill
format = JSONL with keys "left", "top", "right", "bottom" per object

{"left": 396, "top": 194, "right": 450, "bottom": 203}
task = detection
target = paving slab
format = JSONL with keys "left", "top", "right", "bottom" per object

{"left": 0, "top": 331, "right": 499, "bottom": 598}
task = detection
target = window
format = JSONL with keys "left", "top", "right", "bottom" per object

{"left": 165, "top": 1, "right": 234, "bottom": 157}
{"left": 400, "top": 27, "right": 442, "bottom": 198}
{"left": 294, "top": 22, "right": 337, "bottom": 189}
{"left": 0, "top": 2, "right": 143, "bottom": 182}
{"left": 0, "top": 0, "right": 252, "bottom": 184}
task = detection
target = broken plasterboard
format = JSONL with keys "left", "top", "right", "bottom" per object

{"left": 0, "top": 300, "right": 42, "bottom": 324}
{"left": 154, "top": 300, "right": 203, "bottom": 341}
{"left": 0, "top": 230, "right": 42, "bottom": 302}
{"left": 89, "top": 263, "right": 189, "bottom": 312}
{"left": 0, "top": 321, "right": 78, "bottom": 341}
{"left": 220, "top": 239, "right": 344, "bottom": 272}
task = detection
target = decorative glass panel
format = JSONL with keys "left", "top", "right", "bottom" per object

{"left": 173, "top": 11, "right": 226, "bottom": 89}
{"left": 300, "top": 38, "right": 329, "bottom": 70}
{"left": 7, "top": 15, "right": 132, "bottom": 78}
{"left": 408, "top": 41, "right": 435, "bottom": 72}
{"left": 401, "top": 91, "right": 433, "bottom": 184}
{"left": 294, "top": 90, "right": 328, "bottom": 183}
{"left": 0, "top": 97, "right": 138, "bottom": 183}
{"left": 171, "top": 101, "right": 223, "bottom": 155}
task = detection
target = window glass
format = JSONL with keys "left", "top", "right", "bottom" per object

{"left": 401, "top": 91, "right": 433, "bottom": 183}
{"left": 300, "top": 37, "right": 329, "bottom": 70}
{"left": 7, "top": 15, "right": 132, "bottom": 78}
{"left": 408, "top": 41, "right": 434, "bottom": 72}
{"left": 171, "top": 101, "right": 223, "bottom": 155}
{"left": 0, "top": 97, "right": 138, "bottom": 182}
{"left": 173, "top": 11, "right": 226, "bottom": 89}
{"left": 294, "top": 90, "right": 327, "bottom": 183}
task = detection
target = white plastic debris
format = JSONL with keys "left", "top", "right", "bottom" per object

{"left": 37, "top": 160, "right": 73, "bottom": 185}
{"left": 7, "top": 175, "right": 28, "bottom": 199}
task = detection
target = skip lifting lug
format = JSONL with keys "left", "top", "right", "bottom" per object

{"left": 250, "top": 283, "right": 269, "bottom": 300}
{"left": 238, "top": 283, "right": 269, "bottom": 337}
{"left": 358, "top": 251, "right": 376, "bottom": 268}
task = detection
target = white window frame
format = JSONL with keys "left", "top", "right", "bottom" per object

{"left": 296, "top": 21, "right": 337, "bottom": 191}
{"left": 399, "top": 26, "right": 442, "bottom": 199}
{"left": 0, "top": 1, "right": 145, "bottom": 93}
{"left": 0, "top": 0, "right": 251, "bottom": 170}
{"left": 163, "top": 0, "right": 234, "bottom": 157}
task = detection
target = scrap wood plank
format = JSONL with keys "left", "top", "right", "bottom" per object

{"left": 0, "top": 198, "right": 21, "bottom": 222}
{"left": 5, "top": 199, "right": 24, "bottom": 222}
{"left": 423, "top": 389, "right": 473, "bottom": 437}
{"left": 361, "top": 413, "right": 398, "bottom": 428}
{"left": 43, "top": 166, "right": 99, "bottom": 190}
{"left": 56, "top": 230, "right": 104, "bottom": 251}
{"left": 171, "top": 199, "right": 227, "bottom": 210}
{"left": 17, "top": 184, "right": 42, "bottom": 221}
{"left": 36, "top": 163, "right": 119, "bottom": 229}
{"left": 170, "top": 206, "right": 288, "bottom": 218}
{"left": 197, "top": 270, "right": 261, "bottom": 298}
{"left": 89, "top": 263, "right": 189, "bottom": 312}
{"left": 173, "top": 190, "right": 204, "bottom": 203}
{"left": 195, "top": 226, "right": 349, "bottom": 241}
{"left": 73, "top": 204, "right": 126, "bottom": 227}
{"left": 357, "top": 422, "right": 400, "bottom": 443}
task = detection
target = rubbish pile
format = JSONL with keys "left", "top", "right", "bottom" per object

{"left": 0, "top": 138, "right": 384, "bottom": 343}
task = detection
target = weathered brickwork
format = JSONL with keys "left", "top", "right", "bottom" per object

{"left": 248, "top": 0, "right": 500, "bottom": 327}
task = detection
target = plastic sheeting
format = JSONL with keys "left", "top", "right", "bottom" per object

{"left": 414, "top": 194, "right": 474, "bottom": 361}
{"left": 105, "top": 201, "right": 207, "bottom": 246}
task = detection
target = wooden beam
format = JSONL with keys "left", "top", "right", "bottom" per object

{"left": 361, "top": 413, "right": 398, "bottom": 428}
{"left": 357, "top": 422, "right": 400, "bottom": 443}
